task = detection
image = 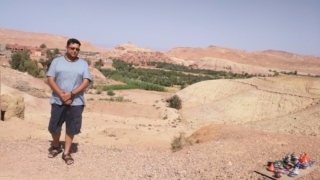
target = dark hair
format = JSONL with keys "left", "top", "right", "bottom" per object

{"left": 67, "top": 38, "right": 81, "bottom": 46}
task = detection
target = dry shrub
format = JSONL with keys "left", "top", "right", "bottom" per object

{"left": 166, "top": 95, "right": 182, "bottom": 110}
{"left": 171, "top": 132, "right": 193, "bottom": 152}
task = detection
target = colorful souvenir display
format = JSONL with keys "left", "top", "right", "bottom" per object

{"left": 266, "top": 152, "right": 315, "bottom": 178}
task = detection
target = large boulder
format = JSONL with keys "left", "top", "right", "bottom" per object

{"left": 1, "top": 94, "right": 25, "bottom": 121}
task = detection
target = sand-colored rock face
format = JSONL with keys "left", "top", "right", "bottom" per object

{"left": 177, "top": 76, "right": 320, "bottom": 128}
{"left": 115, "top": 42, "right": 152, "bottom": 52}
{"left": 1, "top": 66, "right": 51, "bottom": 98}
{"left": 1, "top": 94, "right": 25, "bottom": 120}
{"left": 0, "top": 28, "right": 107, "bottom": 52}
{"left": 100, "top": 43, "right": 172, "bottom": 65}
{"left": 193, "top": 57, "right": 272, "bottom": 75}
{"left": 1, "top": 83, "right": 50, "bottom": 114}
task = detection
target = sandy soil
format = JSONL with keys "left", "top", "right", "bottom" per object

{"left": 0, "top": 125, "right": 319, "bottom": 180}
{"left": 1, "top": 66, "right": 320, "bottom": 179}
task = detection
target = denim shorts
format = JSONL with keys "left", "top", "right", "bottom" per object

{"left": 48, "top": 104, "right": 84, "bottom": 135}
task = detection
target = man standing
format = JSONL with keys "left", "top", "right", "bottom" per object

{"left": 46, "top": 38, "right": 91, "bottom": 165}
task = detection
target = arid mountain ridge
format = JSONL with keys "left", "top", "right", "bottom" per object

{"left": 0, "top": 28, "right": 107, "bottom": 52}
{"left": 1, "top": 28, "right": 320, "bottom": 75}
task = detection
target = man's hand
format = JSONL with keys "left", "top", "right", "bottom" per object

{"left": 60, "top": 91, "right": 72, "bottom": 102}
{"left": 64, "top": 99, "right": 73, "bottom": 105}
{"left": 60, "top": 91, "right": 73, "bottom": 105}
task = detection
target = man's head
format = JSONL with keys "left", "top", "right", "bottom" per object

{"left": 66, "top": 38, "right": 81, "bottom": 59}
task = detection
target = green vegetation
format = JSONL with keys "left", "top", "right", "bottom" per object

{"left": 95, "top": 58, "right": 320, "bottom": 93}
{"left": 8, "top": 47, "right": 63, "bottom": 78}
{"left": 280, "top": 70, "right": 298, "bottom": 76}
{"left": 98, "top": 96, "right": 128, "bottom": 102}
{"left": 95, "top": 77, "right": 166, "bottom": 92}
{"left": 111, "top": 96, "right": 124, "bottom": 102}
{"left": 53, "top": 48, "right": 60, "bottom": 55}
{"left": 107, "top": 90, "right": 115, "bottom": 96}
{"left": 270, "top": 69, "right": 320, "bottom": 78}
{"left": 9, "top": 50, "right": 44, "bottom": 77}
{"left": 44, "top": 49, "right": 60, "bottom": 70}
{"left": 96, "top": 88, "right": 102, "bottom": 94}
{"left": 167, "top": 95, "right": 182, "bottom": 110}
{"left": 100, "top": 59, "right": 258, "bottom": 88}
{"left": 171, "top": 132, "right": 193, "bottom": 152}
{"left": 40, "top": 43, "right": 46, "bottom": 48}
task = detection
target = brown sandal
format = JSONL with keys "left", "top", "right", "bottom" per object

{"left": 48, "top": 144, "right": 62, "bottom": 158}
{"left": 62, "top": 153, "right": 74, "bottom": 165}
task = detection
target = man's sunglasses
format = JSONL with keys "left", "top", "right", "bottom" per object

{"left": 69, "top": 47, "right": 80, "bottom": 51}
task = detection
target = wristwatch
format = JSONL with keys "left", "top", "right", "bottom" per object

{"left": 70, "top": 91, "right": 75, "bottom": 100}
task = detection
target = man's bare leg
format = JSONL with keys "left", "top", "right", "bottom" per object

{"left": 48, "top": 133, "right": 62, "bottom": 158}
{"left": 63, "top": 133, "right": 74, "bottom": 164}
{"left": 52, "top": 133, "right": 61, "bottom": 147}
{"left": 64, "top": 133, "right": 74, "bottom": 154}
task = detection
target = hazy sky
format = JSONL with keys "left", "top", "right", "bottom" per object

{"left": 1, "top": 0, "right": 319, "bottom": 55}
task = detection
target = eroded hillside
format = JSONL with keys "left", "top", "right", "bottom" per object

{"left": 177, "top": 75, "right": 320, "bottom": 136}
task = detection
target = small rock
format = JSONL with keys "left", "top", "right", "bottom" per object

{"left": 178, "top": 170, "right": 187, "bottom": 176}
{"left": 198, "top": 169, "right": 204, "bottom": 173}
{"left": 228, "top": 161, "right": 233, "bottom": 166}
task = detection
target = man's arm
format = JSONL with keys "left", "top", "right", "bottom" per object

{"left": 47, "top": 76, "right": 72, "bottom": 104}
{"left": 61, "top": 78, "right": 90, "bottom": 100}
{"left": 71, "top": 78, "right": 90, "bottom": 95}
{"left": 47, "top": 76, "right": 64, "bottom": 98}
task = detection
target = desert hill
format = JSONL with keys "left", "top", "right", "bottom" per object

{"left": 2, "top": 28, "right": 320, "bottom": 76}
{"left": 165, "top": 46, "right": 320, "bottom": 75}
{"left": 99, "top": 42, "right": 172, "bottom": 65}
{"left": 100, "top": 43, "right": 320, "bottom": 76}
{"left": 0, "top": 28, "right": 107, "bottom": 52}
{"left": 176, "top": 75, "right": 320, "bottom": 136}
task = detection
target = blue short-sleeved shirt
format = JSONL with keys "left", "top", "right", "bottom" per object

{"left": 47, "top": 56, "right": 92, "bottom": 105}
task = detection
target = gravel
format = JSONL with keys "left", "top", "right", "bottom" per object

{"left": 1, "top": 127, "right": 319, "bottom": 180}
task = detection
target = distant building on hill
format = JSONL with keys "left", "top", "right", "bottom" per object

{"left": 5, "top": 43, "right": 47, "bottom": 57}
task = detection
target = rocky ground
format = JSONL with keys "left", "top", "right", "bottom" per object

{"left": 0, "top": 125, "right": 319, "bottom": 180}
